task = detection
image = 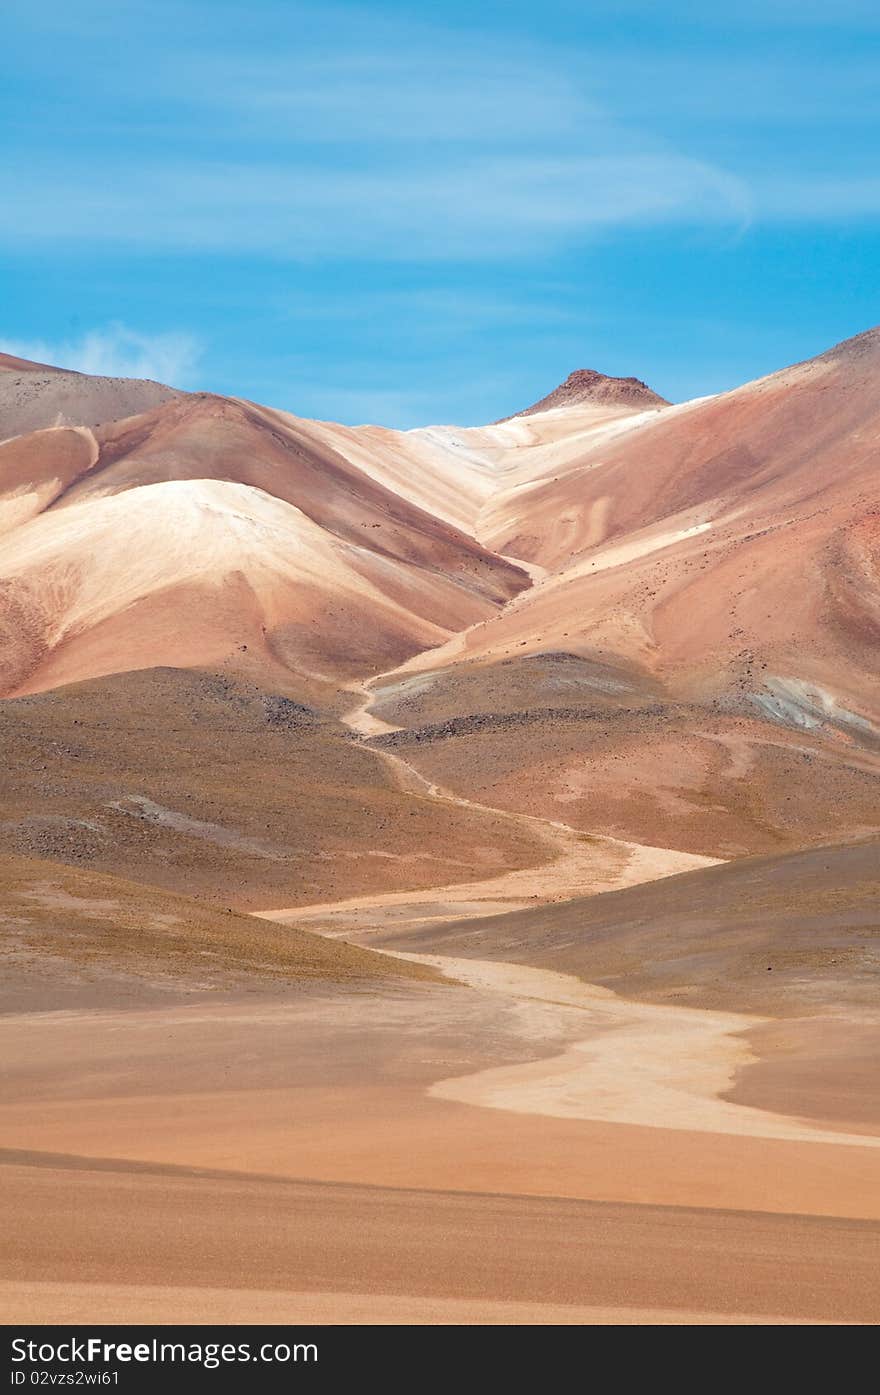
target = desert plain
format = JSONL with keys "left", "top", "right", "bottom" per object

{"left": 0, "top": 334, "right": 879, "bottom": 1324}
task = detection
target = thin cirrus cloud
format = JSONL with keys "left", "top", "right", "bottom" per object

{"left": 0, "top": 153, "right": 752, "bottom": 260}
{"left": 2, "top": 325, "right": 202, "bottom": 385}
{"left": 3, "top": 2, "right": 878, "bottom": 265}
{"left": 164, "top": 49, "right": 595, "bottom": 144}
{"left": 1, "top": 7, "right": 754, "bottom": 260}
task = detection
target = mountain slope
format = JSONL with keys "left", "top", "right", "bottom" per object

{"left": 1, "top": 332, "right": 878, "bottom": 877}
{"left": 377, "top": 833, "right": 880, "bottom": 1014}
{"left": 295, "top": 393, "right": 668, "bottom": 537}
{"left": 0, "top": 851, "right": 434, "bottom": 1013}
{"left": 0, "top": 353, "right": 179, "bottom": 440}
{"left": 350, "top": 328, "right": 880, "bottom": 859}
{"left": 0, "top": 385, "right": 528, "bottom": 697}
{"left": 392, "top": 326, "right": 880, "bottom": 692}
{"left": 0, "top": 666, "right": 547, "bottom": 910}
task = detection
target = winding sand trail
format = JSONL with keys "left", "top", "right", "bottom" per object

{"left": 343, "top": 678, "right": 404, "bottom": 739}
{"left": 261, "top": 677, "right": 716, "bottom": 936}
{"left": 266, "top": 678, "right": 880, "bottom": 1161}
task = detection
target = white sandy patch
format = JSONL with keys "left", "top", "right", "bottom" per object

{"left": 343, "top": 684, "right": 403, "bottom": 738}
{"left": 408, "top": 955, "right": 880, "bottom": 1148}
{"left": 0, "top": 486, "right": 54, "bottom": 536}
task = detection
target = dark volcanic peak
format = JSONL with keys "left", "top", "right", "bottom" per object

{"left": 513, "top": 368, "right": 670, "bottom": 418}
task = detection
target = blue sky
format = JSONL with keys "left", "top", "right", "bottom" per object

{"left": 2, "top": 0, "right": 879, "bottom": 425}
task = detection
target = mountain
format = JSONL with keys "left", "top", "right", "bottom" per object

{"left": 3, "top": 334, "right": 880, "bottom": 1326}
{"left": 0, "top": 331, "right": 878, "bottom": 942}
{"left": 0, "top": 354, "right": 179, "bottom": 440}
{"left": 0, "top": 389, "right": 528, "bottom": 697}
{"left": 357, "top": 329, "right": 880, "bottom": 857}
{"left": 511, "top": 367, "right": 670, "bottom": 417}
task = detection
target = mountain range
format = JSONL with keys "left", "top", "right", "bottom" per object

{"left": 3, "top": 330, "right": 880, "bottom": 1325}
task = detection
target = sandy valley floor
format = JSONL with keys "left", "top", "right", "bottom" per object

{"left": 2, "top": 956, "right": 879, "bottom": 1325}
{"left": 2, "top": 714, "right": 878, "bottom": 1326}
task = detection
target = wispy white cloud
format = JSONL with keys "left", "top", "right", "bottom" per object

{"left": 278, "top": 286, "right": 580, "bottom": 329}
{"left": 4, "top": 0, "right": 878, "bottom": 270}
{"left": 167, "top": 49, "right": 594, "bottom": 144}
{"left": 0, "top": 153, "right": 751, "bottom": 260}
{"left": 588, "top": 50, "right": 880, "bottom": 126}
{"left": 2, "top": 324, "right": 202, "bottom": 384}
{"left": 0, "top": 2, "right": 755, "bottom": 262}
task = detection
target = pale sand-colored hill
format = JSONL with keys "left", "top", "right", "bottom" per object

{"left": 0, "top": 476, "right": 511, "bottom": 696}
{"left": 0, "top": 390, "right": 528, "bottom": 697}
{"left": 7, "top": 331, "right": 876, "bottom": 735}
{"left": 290, "top": 392, "right": 668, "bottom": 536}
{"left": 344, "top": 336, "right": 880, "bottom": 859}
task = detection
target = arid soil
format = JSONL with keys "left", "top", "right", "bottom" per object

{"left": 1, "top": 335, "right": 879, "bottom": 1324}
